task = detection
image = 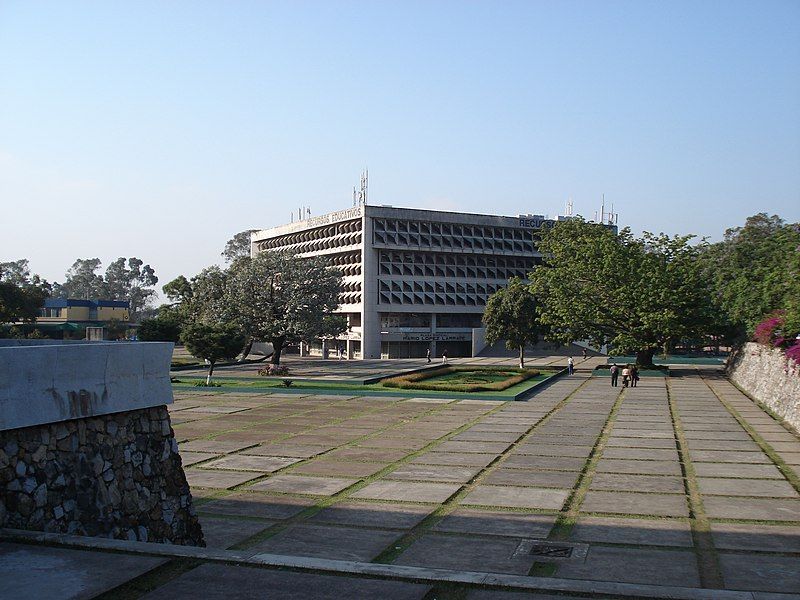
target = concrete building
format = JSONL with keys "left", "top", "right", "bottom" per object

{"left": 252, "top": 205, "right": 558, "bottom": 360}
{"left": 33, "top": 298, "right": 131, "bottom": 339}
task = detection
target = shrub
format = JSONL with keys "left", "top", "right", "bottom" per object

{"left": 281, "top": 379, "right": 294, "bottom": 387}
{"left": 258, "top": 364, "right": 290, "bottom": 377}
{"left": 382, "top": 366, "right": 541, "bottom": 393}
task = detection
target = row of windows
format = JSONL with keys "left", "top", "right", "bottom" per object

{"left": 258, "top": 232, "right": 362, "bottom": 255}
{"left": 257, "top": 220, "right": 362, "bottom": 250}
{"left": 373, "top": 219, "right": 532, "bottom": 241}
{"left": 378, "top": 313, "right": 484, "bottom": 328}
{"left": 373, "top": 230, "right": 535, "bottom": 253}
{"left": 379, "top": 262, "right": 529, "bottom": 280}
{"left": 377, "top": 279, "right": 502, "bottom": 306}
{"left": 379, "top": 251, "right": 535, "bottom": 269}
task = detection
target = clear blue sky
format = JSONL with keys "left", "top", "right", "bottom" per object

{"left": 1, "top": 1, "right": 798, "bottom": 290}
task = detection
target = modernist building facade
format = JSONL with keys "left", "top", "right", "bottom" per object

{"left": 251, "top": 205, "right": 555, "bottom": 359}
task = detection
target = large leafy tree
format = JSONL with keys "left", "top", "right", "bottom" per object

{"left": 698, "top": 214, "right": 800, "bottom": 339}
{"left": 0, "top": 260, "right": 50, "bottom": 324}
{"left": 104, "top": 257, "right": 158, "bottom": 319}
{"left": 483, "top": 277, "right": 545, "bottom": 368}
{"left": 55, "top": 258, "right": 106, "bottom": 299}
{"left": 180, "top": 322, "right": 246, "bottom": 385}
{"left": 529, "top": 218, "right": 714, "bottom": 366}
{"left": 222, "top": 230, "right": 257, "bottom": 264}
{"left": 224, "top": 251, "right": 345, "bottom": 364}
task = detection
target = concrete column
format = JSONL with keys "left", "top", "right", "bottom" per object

{"left": 430, "top": 313, "right": 437, "bottom": 359}
{"left": 361, "top": 211, "right": 381, "bottom": 359}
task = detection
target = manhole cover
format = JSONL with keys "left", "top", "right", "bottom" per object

{"left": 529, "top": 543, "right": 573, "bottom": 558}
{"left": 513, "top": 539, "right": 589, "bottom": 562}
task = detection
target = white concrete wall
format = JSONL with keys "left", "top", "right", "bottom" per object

{"left": 728, "top": 342, "right": 800, "bottom": 434}
{"left": 0, "top": 340, "right": 174, "bottom": 431}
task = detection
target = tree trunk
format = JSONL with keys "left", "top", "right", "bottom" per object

{"left": 206, "top": 361, "right": 215, "bottom": 385}
{"left": 238, "top": 337, "right": 253, "bottom": 363}
{"left": 636, "top": 348, "right": 656, "bottom": 368}
{"left": 519, "top": 345, "right": 525, "bottom": 369}
{"left": 271, "top": 337, "right": 285, "bottom": 365}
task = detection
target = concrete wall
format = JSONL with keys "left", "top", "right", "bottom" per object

{"left": 0, "top": 341, "right": 173, "bottom": 431}
{"left": 728, "top": 342, "right": 800, "bottom": 434}
{"left": 0, "top": 340, "right": 203, "bottom": 545}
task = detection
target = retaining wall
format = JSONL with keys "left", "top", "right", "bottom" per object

{"left": 727, "top": 342, "right": 800, "bottom": 434}
{"left": 0, "top": 340, "right": 203, "bottom": 545}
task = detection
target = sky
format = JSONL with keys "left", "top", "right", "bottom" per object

{"left": 1, "top": 1, "right": 799, "bottom": 292}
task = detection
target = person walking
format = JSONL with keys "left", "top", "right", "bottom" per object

{"left": 441, "top": 349, "right": 449, "bottom": 364}
{"left": 582, "top": 348, "right": 587, "bottom": 359}
{"left": 567, "top": 356, "right": 574, "bottom": 375}
{"left": 630, "top": 365, "right": 639, "bottom": 387}
{"left": 426, "top": 347, "right": 432, "bottom": 364}
{"left": 610, "top": 364, "right": 619, "bottom": 387}
{"left": 622, "top": 365, "right": 631, "bottom": 387}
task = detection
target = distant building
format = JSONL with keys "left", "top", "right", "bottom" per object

{"left": 252, "top": 205, "right": 564, "bottom": 359}
{"left": 34, "top": 298, "right": 131, "bottom": 339}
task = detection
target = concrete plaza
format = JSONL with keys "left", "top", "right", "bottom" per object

{"left": 2, "top": 357, "right": 799, "bottom": 599}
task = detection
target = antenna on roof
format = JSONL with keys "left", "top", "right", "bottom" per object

{"left": 566, "top": 197, "right": 574, "bottom": 217}
{"left": 354, "top": 168, "right": 369, "bottom": 206}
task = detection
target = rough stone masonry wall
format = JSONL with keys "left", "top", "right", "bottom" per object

{"left": 0, "top": 405, "right": 204, "bottom": 545}
{"left": 728, "top": 342, "right": 800, "bottom": 434}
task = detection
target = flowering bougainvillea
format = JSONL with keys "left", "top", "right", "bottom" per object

{"left": 753, "top": 310, "right": 800, "bottom": 371}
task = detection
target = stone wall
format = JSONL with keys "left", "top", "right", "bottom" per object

{"left": 728, "top": 342, "right": 800, "bottom": 434}
{"left": 0, "top": 406, "right": 204, "bottom": 545}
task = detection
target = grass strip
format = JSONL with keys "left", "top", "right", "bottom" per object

{"left": 666, "top": 376, "right": 724, "bottom": 590}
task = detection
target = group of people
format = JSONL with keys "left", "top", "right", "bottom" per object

{"left": 609, "top": 363, "right": 639, "bottom": 387}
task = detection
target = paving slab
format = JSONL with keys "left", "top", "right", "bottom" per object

{"left": 697, "top": 477, "right": 798, "bottom": 498}
{"left": 180, "top": 440, "right": 258, "bottom": 454}
{"left": 580, "top": 490, "right": 689, "bottom": 517}
{"left": 290, "top": 460, "right": 388, "bottom": 478}
{"left": 433, "top": 508, "right": 556, "bottom": 538}
{"left": 554, "top": 545, "right": 700, "bottom": 587}
{"left": 248, "top": 474, "right": 358, "bottom": 496}
{"left": 202, "top": 455, "right": 301, "bottom": 472}
{"left": 394, "top": 533, "right": 535, "bottom": 575}
{"left": 467, "top": 591, "right": 595, "bottom": 600}
{"left": 179, "top": 451, "right": 218, "bottom": 466}
{"left": 711, "top": 522, "right": 800, "bottom": 552}
{"left": 569, "top": 516, "right": 693, "bottom": 547}
{"left": 690, "top": 450, "right": 772, "bottom": 464}
{"left": 247, "top": 523, "right": 399, "bottom": 562}
{"left": 502, "top": 455, "right": 586, "bottom": 471}
{"left": 606, "top": 437, "right": 677, "bottom": 449}
{"left": 601, "top": 447, "right": 680, "bottom": 461}
{"left": 140, "top": 562, "right": 430, "bottom": 599}
{"left": 703, "top": 496, "right": 800, "bottom": 521}
{"left": 462, "top": 485, "right": 569, "bottom": 510}
{"left": 0, "top": 541, "right": 165, "bottom": 599}
{"left": 384, "top": 464, "right": 482, "bottom": 483}
{"left": 351, "top": 480, "right": 461, "bottom": 503}
{"left": 308, "top": 501, "right": 433, "bottom": 529}
{"left": 719, "top": 553, "right": 800, "bottom": 594}
{"left": 242, "top": 444, "right": 332, "bottom": 458}
{"left": 484, "top": 468, "right": 580, "bottom": 489}
{"left": 199, "top": 492, "right": 316, "bottom": 519}
{"left": 433, "top": 441, "right": 512, "bottom": 454}
{"left": 595, "top": 458, "right": 682, "bottom": 476}
{"left": 186, "top": 469, "right": 262, "bottom": 489}
{"left": 200, "top": 516, "right": 275, "bottom": 549}
{"left": 589, "top": 472, "right": 686, "bottom": 494}
{"left": 325, "top": 447, "right": 411, "bottom": 462}
{"left": 693, "top": 462, "right": 785, "bottom": 479}
{"left": 514, "top": 444, "right": 592, "bottom": 458}
{"left": 410, "top": 452, "right": 497, "bottom": 468}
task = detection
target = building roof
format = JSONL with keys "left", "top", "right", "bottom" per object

{"left": 44, "top": 298, "right": 130, "bottom": 309}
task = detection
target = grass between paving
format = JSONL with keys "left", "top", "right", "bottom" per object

{"left": 369, "top": 375, "right": 594, "bottom": 565}
{"left": 665, "top": 377, "right": 725, "bottom": 590}
{"left": 92, "top": 558, "right": 203, "bottom": 600}
{"left": 526, "top": 384, "right": 625, "bottom": 577}
{"left": 703, "top": 375, "right": 800, "bottom": 495}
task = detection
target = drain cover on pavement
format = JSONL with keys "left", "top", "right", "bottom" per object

{"left": 513, "top": 539, "right": 589, "bottom": 562}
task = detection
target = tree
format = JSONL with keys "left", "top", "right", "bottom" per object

{"left": 104, "top": 257, "right": 158, "bottom": 319}
{"left": 56, "top": 258, "right": 106, "bottom": 299}
{"left": 180, "top": 322, "right": 246, "bottom": 385}
{"left": 698, "top": 214, "right": 800, "bottom": 339}
{"left": 224, "top": 251, "right": 344, "bottom": 364}
{"left": 483, "top": 277, "right": 544, "bottom": 368}
{"left": 529, "top": 218, "right": 714, "bottom": 367}
{"left": 222, "top": 230, "right": 257, "bottom": 264}
{"left": 138, "top": 315, "right": 182, "bottom": 342}
{"left": 0, "top": 260, "right": 50, "bottom": 324}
